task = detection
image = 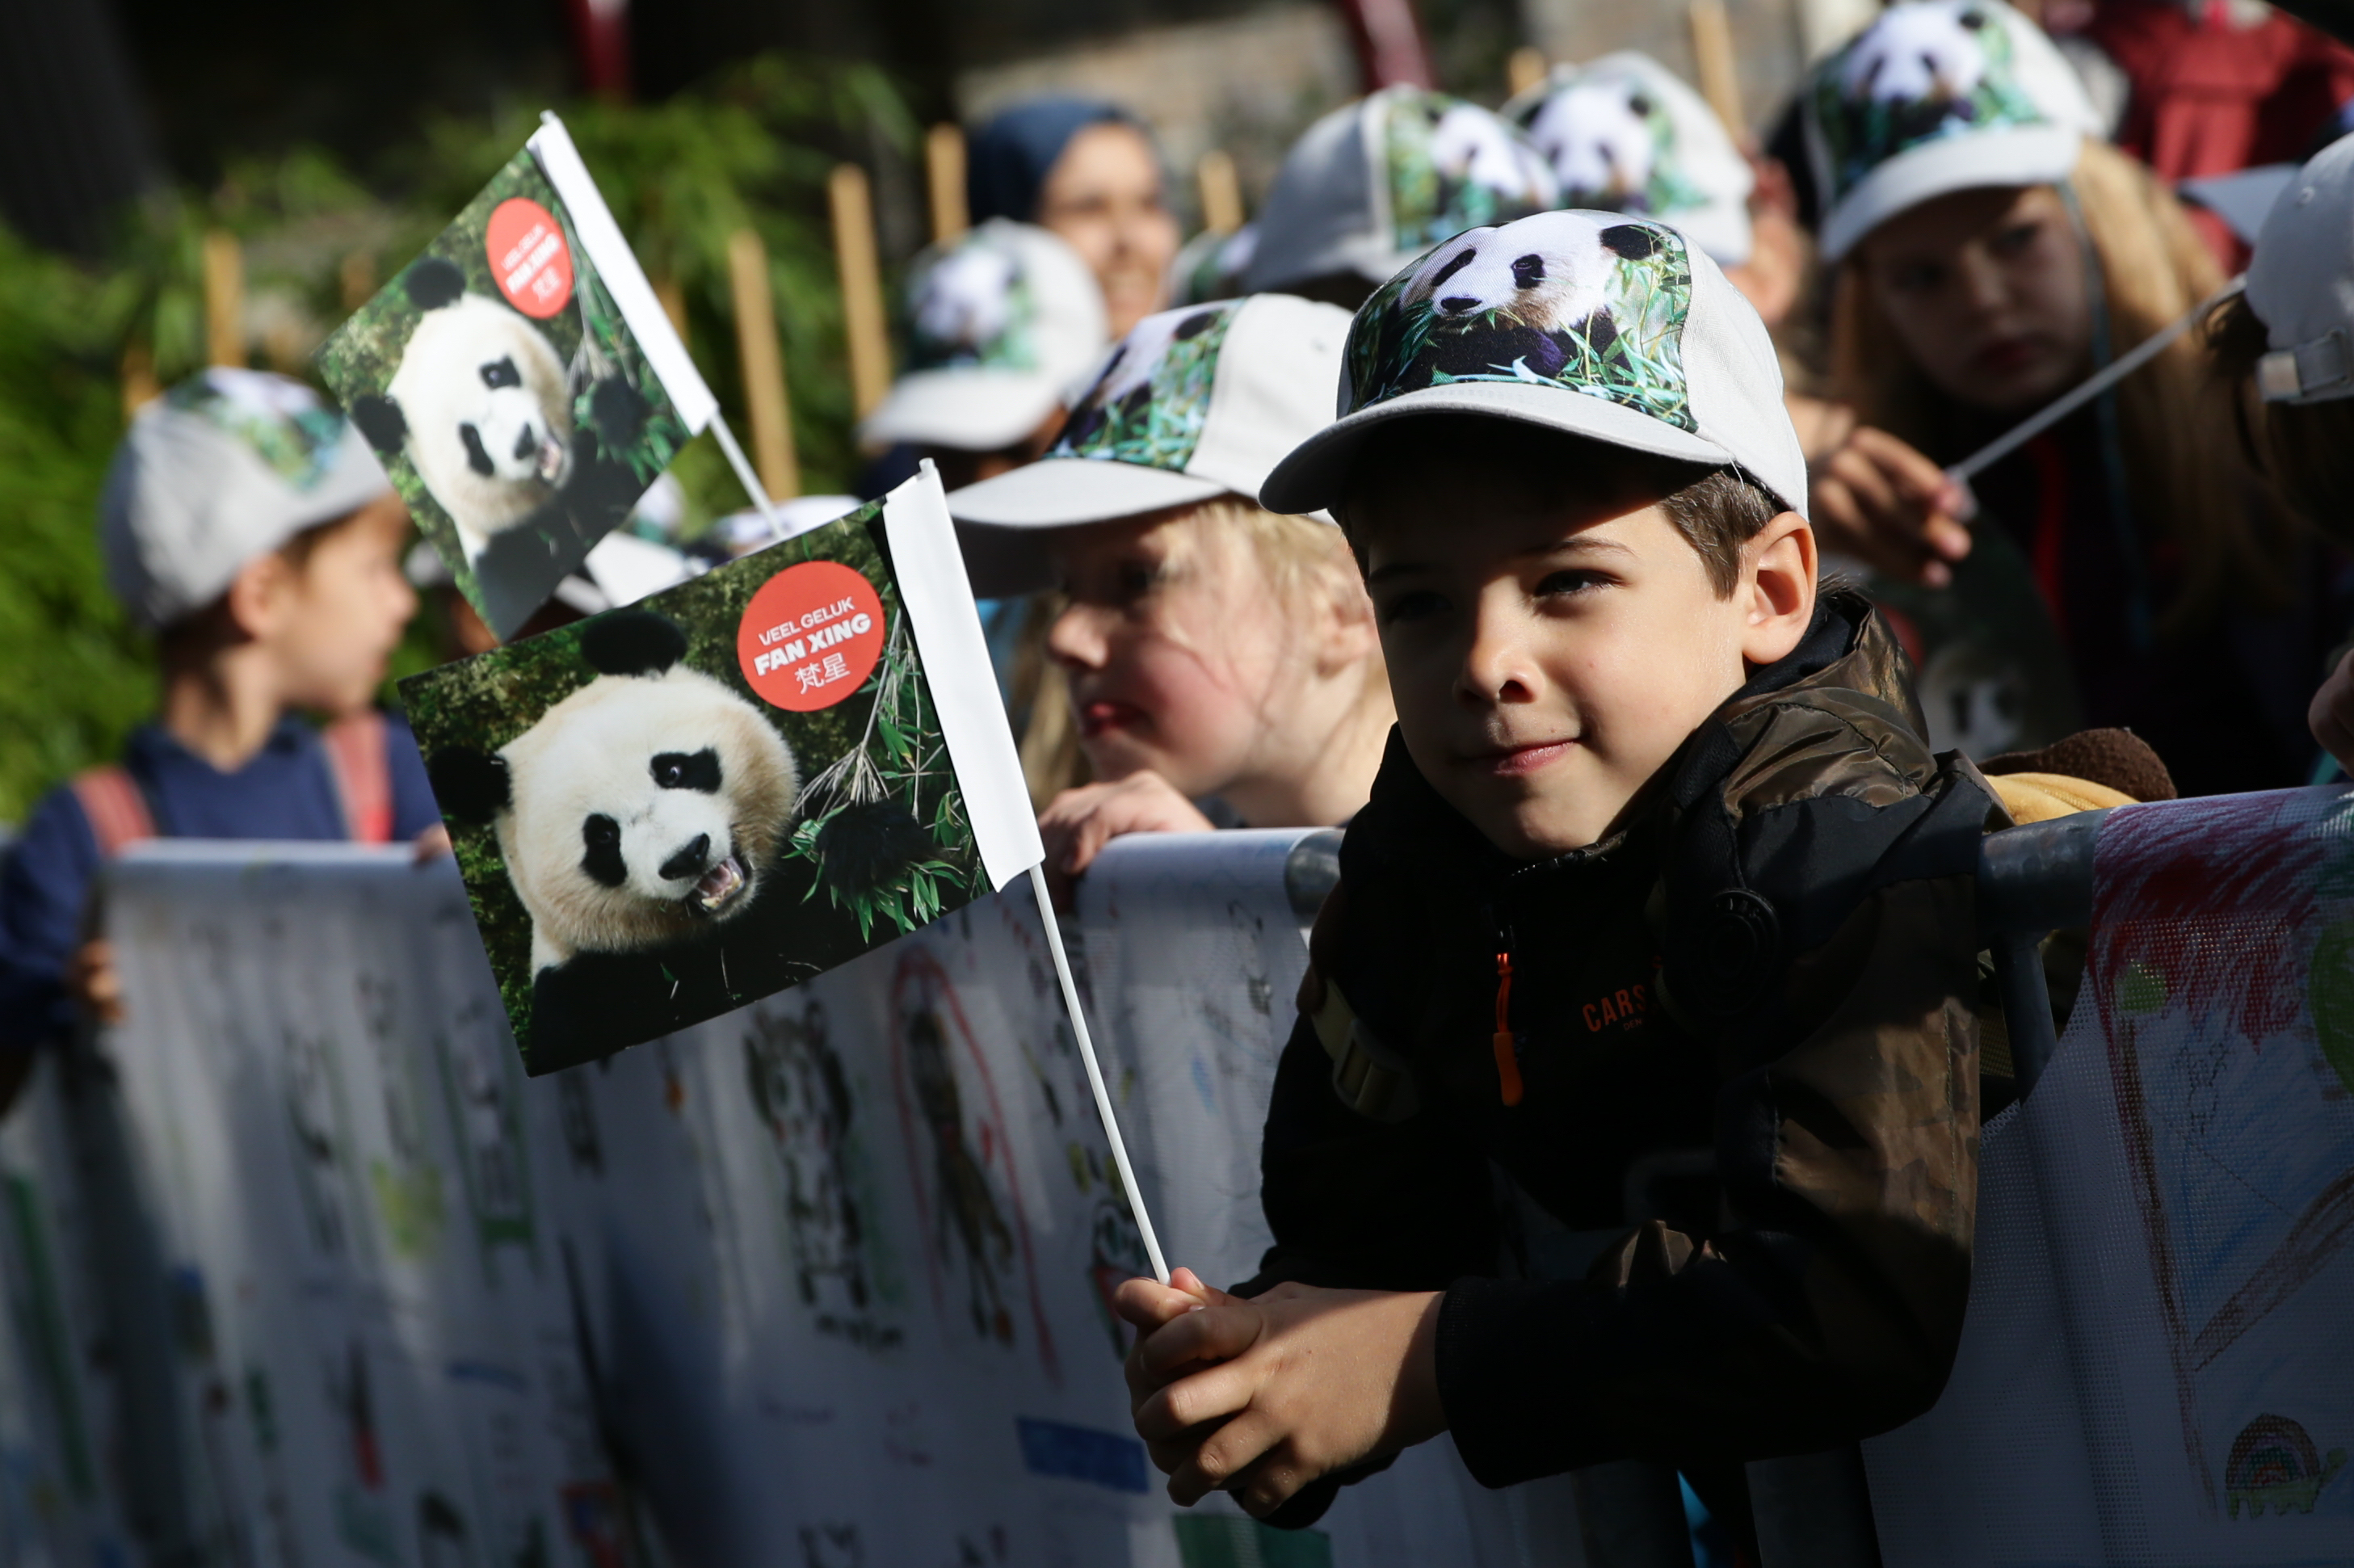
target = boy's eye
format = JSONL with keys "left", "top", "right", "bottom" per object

{"left": 1377, "top": 589, "right": 1446, "bottom": 626}
{"left": 1112, "top": 561, "right": 1162, "bottom": 602}
{"left": 1534, "top": 569, "right": 1605, "bottom": 598}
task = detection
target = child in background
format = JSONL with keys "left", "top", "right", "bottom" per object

{"left": 947, "top": 295, "right": 1389, "bottom": 905}
{"left": 1238, "top": 87, "right": 1557, "bottom": 309}
{"left": 1805, "top": 0, "right": 2332, "bottom": 793}
{"left": 0, "top": 370, "right": 443, "bottom": 1074}
{"left": 2211, "top": 131, "right": 2354, "bottom": 772}
{"left": 967, "top": 99, "right": 1180, "bottom": 338}
{"left": 1113, "top": 212, "right": 1991, "bottom": 1549}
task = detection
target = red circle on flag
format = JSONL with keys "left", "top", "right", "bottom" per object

{"left": 738, "top": 561, "right": 888, "bottom": 712}
{"left": 485, "top": 198, "right": 574, "bottom": 319}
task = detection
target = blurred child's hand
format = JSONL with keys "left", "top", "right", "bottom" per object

{"left": 1039, "top": 772, "right": 1215, "bottom": 910}
{"left": 1116, "top": 1277, "right": 1444, "bottom": 1517}
{"left": 413, "top": 824, "right": 452, "bottom": 862}
{"left": 2310, "top": 648, "right": 2354, "bottom": 775}
{"left": 65, "top": 938, "right": 124, "bottom": 1027}
{"left": 1806, "top": 418, "right": 1973, "bottom": 588}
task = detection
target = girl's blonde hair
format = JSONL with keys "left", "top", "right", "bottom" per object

{"left": 1829, "top": 138, "right": 2289, "bottom": 628}
{"left": 1013, "top": 498, "right": 1385, "bottom": 809}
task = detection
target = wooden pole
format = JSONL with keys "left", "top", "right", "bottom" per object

{"left": 1688, "top": 0, "right": 1746, "bottom": 137}
{"left": 926, "top": 124, "right": 969, "bottom": 246}
{"left": 338, "top": 251, "right": 376, "bottom": 313}
{"left": 1195, "top": 150, "right": 1245, "bottom": 236}
{"left": 726, "top": 228, "right": 801, "bottom": 502}
{"left": 202, "top": 229, "right": 244, "bottom": 368}
{"left": 829, "top": 163, "right": 892, "bottom": 422}
{"left": 121, "top": 341, "right": 159, "bottom": 418}
{"left": 654, "top": 280, "right": 688, "bottom": 340}
{"left": 1506, "top": 45, "right": 1549, "bottom": 99}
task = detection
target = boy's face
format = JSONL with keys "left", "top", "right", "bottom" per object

{"left": 1356, "top": 465, "right": 1809, "bottom": 859}
{"left": 256, "top": 494, "right": 418, "bottom": 715}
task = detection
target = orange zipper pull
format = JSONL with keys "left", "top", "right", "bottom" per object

{"left": 1492, "top": 950, "right": 1523, "bottom": 1107}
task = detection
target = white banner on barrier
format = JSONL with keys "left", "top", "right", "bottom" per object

{"left": 72, "top": 837, "right": 1580, "bottom": 1568}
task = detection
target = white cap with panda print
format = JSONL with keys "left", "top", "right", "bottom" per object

{"left": 1259, "top": 210, "right": 1807, "bottom": 520}
{"left": 2247, "top": 132, "right": 2354, "bottom": 405}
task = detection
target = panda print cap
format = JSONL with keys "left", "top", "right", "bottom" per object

{"left": 1502, "top": 52, "right": 1755, "bottom": 268}
{"left": 1803, "top": 0, "right": 2103, "bottom": 263}
{"left": 1260, "top": 211, "right": 1807, "bottom": 522}
{"left": 946, "top": 292, "right": 1353, "bottom": 597}
{"left": 858, "top": 219, "right": 1109, "bottom": 452}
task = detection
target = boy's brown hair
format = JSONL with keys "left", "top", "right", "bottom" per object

{"left": 1332, "top": 415, "right": 1784, "bottom": 598}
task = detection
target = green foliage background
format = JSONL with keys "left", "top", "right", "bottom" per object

{"left": 400, "top": 505, "right": 981, "bottom": 1065}
{"left": 0, "top": 57, "right": 914, "bottom": 826}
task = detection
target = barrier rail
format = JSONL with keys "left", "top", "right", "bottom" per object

{"left": 2, "top": 795, "right": 2346, "bottom": 1567}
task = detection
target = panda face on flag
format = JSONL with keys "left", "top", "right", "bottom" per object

{"left": 1047, "top": 302, "right": 1237, "bottom": 473}
{"left": 1342, "top": 211, "right": 1697, "bottom": 433}
{"left": 1810, "top": 1, "right": 2050, "bottom": 208}
{"left": 1380, "top": 92, "right": 1557, "bottom": 255}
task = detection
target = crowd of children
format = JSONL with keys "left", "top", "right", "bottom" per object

{"left": 11, "top": 0, "right": 2354, "bottom": 1557}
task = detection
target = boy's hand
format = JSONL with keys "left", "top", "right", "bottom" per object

{"left": 413, "top": 823, "right": 452, "bottom": 862}
{"left": 1807, "top": 418, "right": 1973, "bottom": 588}
{"left": 1114, "top": 1274, "right": 1445, "bottom": 1517}
{"left": 65, "top": 938, "right": 124, "bottom": 1027}
{"left": 1039, "top": 773, "right": 1214, "bottom": 910}
{"left": 2311, "top": 647, "right": 2354, "bottom": 776}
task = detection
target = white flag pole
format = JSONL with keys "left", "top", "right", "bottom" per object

{"left": 1028, "top": 863, "right": 1170, "bottom": 1285}
{"left": 708, "top": 411, "right": 791, "bottom": 544}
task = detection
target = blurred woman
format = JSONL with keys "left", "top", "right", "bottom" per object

{"left": 967, "top": 99, "right": 1181, "bottom": 337}
{"left": 1802, "top": 0, "right": 2332, "bottom": 793}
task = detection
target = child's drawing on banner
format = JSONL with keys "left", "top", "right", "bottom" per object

{"left": 436, "top": 1013, "right": 537, "bottom": 1267}
{"left": 359, "top": 969, "right": 448, "bottom": 1264}
{"left": 284, "top": 1029, "right": 354, "bottom": 1258}
{"left": 741, "top": 997, "right": 906, "bottom": 1348}
{"left": 887, "top": 948, "right": 1054, "bottom": 1374}
{"left": 2080, "top": 788, "right": 2354, "bottom": 1532}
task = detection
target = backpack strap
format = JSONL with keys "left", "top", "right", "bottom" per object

{"left": 322, "top": 710, "right": 394, "bottom": 845}
{"left": 70, "top": 767, "right": 158, "bottom": 859}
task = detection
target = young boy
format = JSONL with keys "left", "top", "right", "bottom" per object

{"left": 1114, "top": 212, "right": 1997, "bottom": 1532}
{"left": 0, "top": 369, "right": 443, "bottom": 1079}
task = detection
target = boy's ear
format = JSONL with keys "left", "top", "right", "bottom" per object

{"left": 1740, "top": 513, "right": 1817, "bottom": 667}
{"left": 350, "top": 395, "right": 407, "bottom": 455}
{"left": 427, "top": 748, "right": 510, "bottom": 824}
{"left": 581, "top": 609, "right": 687, "bottom": 677}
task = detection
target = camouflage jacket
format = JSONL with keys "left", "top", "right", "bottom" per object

{"left": 1247, "top": 591, "right": 1999, "bottom": 1487}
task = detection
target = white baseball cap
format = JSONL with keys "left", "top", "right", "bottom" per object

{"left": 2247, "top": 132, "right": 2354, "bottom": 404}
{"left": 102, "top": 368, "right": 394, "bottom": 631}
{"left": 1803, "top": 0, "right": 2103, "bottom": 263}
{"left": 947, "top": 293, "right": 1353, "bottom": 595}
{"left": 858, "top": 219, "right": 1108, "bottom": 451}
{"left": 1504, "top": 52, "right": 1755, "bottom": 267}
{"left": 1240, "top": 87, "right": 1559, "bottom": 296}
{"left": 1259, "top": 211, "right": 1806, "bottom": 519}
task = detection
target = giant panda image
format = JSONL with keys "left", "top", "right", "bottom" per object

{"left": 349, "top": 257, "right": 654, "bottom": 631}
{"left": 427, "top": 610, "right": 805, "bottom": 1053}
{"left": 1381, "top": 211, "right": 1663, "bottom": 389}
{"left": 1055, "top": 305, "right": 1223, "bottom": 452}
{"left": 1840, "top": 2, "right": 1994, "bottom": 141}
{"left": 1427, "top": 103, "right": 1545, "bottom": 203}
{"left": 1526, "top": 81, "right": 1659, "bottom": 211}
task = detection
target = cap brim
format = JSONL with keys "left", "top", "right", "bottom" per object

{"left": 947, "top": 456, "right": 1229, "bottom": 528}
{"left": 857, "top": 369, "right": 1066, "bottom": 451}
{"left": 1259, "top": 380, "right": 1736, "bottom": 516}
{"left": 947, "top": 458, "right": 1233, "bottom": 599}
{"left": 1819, "top": 127, "right": 2083, "bottom": 263}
